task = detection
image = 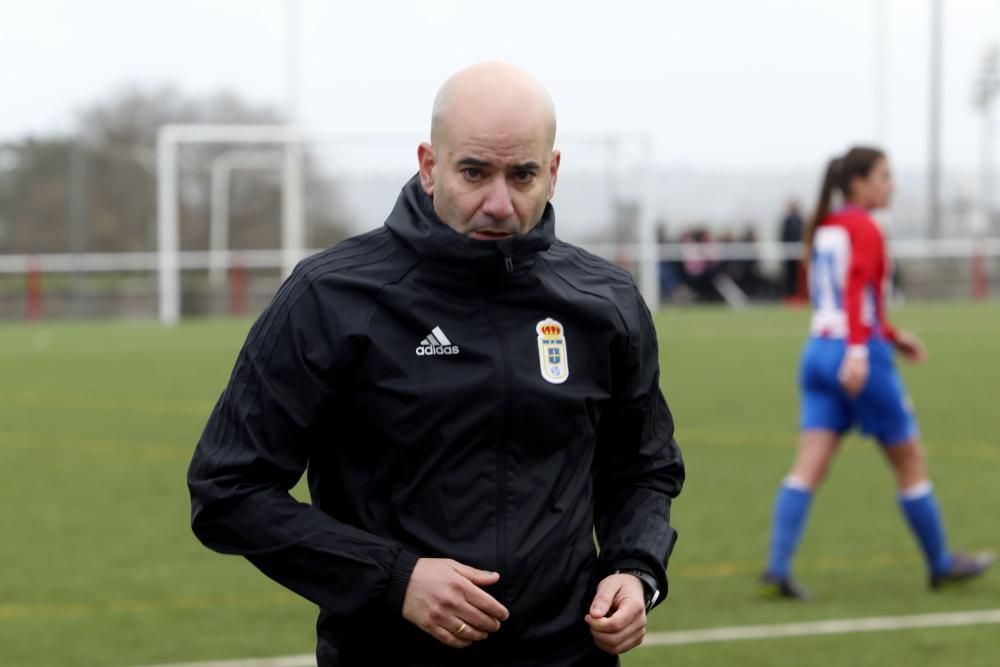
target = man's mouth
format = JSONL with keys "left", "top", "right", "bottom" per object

{"left": 469, "top": 229, "right": 514, "bottom": 241}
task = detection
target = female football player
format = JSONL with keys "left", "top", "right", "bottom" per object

{"left": 761, "top": 146, "right": 994, "bottom": 599}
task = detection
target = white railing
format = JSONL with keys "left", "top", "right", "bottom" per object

{"left": 0, "top": 250, "right": 288, "bottom": 274}
{"left": 2, "top": 239, "right": 996, "bottom": 320}
{"left": 2, "top": 238, "right": 998, "bottom": 275}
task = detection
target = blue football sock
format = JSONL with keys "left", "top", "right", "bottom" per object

{"left": 898, "top": 482, "right": 952, "bottom": 575}
{"left": 766, "top": 478, "right": 814, "bottom": 579}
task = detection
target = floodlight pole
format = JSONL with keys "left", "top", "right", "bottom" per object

{"left": 283, "top": 0, "right": 305, "bottom": 279}
{"left": 69, "top": 139, "right": 88, "bottom": 317}
{"left": 927, "top": 0, "right": 943, "bottom": 238}
{"left": 976, "top": 46, "right": 1000, "bottom": 235}
{"left": 984, "top": 109, "right": 995, "bottom": 233}
{"left": 874, "top": 0, "right": 889, "bottom": 144}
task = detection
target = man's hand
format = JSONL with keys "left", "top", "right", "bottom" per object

{"left": 401, "top": 558, "right": 509, "bottom": 649}
{"left": 585, "top": 573, "right": 648, "bottom": 655}
{"left": 894, "top": 330, "right": 927, "bottom": 364}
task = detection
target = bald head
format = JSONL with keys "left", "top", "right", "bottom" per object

{"left": 430, "top": 62, "right": 557, "bottom": 150}
{"left": 417, "top": 62, "right": 562, "bottom": 240}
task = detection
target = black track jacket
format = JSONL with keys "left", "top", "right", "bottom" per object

{"left": 188, "top": 176, "right": 685, "bottom": 666}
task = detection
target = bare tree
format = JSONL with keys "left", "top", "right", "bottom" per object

{"left": 0, "top": 85, "right": 349, "bottom": 254}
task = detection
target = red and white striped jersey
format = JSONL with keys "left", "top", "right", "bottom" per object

{"left": 808, "top": 206, "right": 898, "bottom": 347}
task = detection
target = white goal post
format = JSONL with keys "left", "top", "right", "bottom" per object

{"left": 155, "top": 124, "right": 659, "bottom": 325}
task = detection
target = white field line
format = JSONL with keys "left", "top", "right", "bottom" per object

{"left": 135, "top": 657, "right": 315, "bottom": 667}
{"left": 644, "top": 608, "right": 1000, "bottom": 646}
{"left": 133, "top": 608, "right": 1000, "bottom": 667}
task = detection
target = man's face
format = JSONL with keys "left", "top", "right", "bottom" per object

{"left": 418, "top": 118, "right": 560, "bottom": 240}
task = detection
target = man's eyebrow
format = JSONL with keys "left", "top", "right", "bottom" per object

{"left": 455, "top": 156, "right": 492, "bottom": 168}
{"left": 453, "top": 157, "right": 541, "bottom": 171}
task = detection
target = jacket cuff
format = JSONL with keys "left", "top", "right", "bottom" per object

{"left": 384, "top": 548, "right": 420, "bottom": 614}
{"left": 605, "top": 557, "right": 669, "bottom": 607}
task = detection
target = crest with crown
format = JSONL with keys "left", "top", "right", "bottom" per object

{"left": 536, "top": 320, "right": 563, "bottom": 339}
{"left": 535, "top": 317, "right": 569, "bottom": 384}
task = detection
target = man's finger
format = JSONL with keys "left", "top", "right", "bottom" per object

{"left": 462, "top": 579, "right": 510, "bottom": 622}
{"left": 589, "top": 602, "right": 646, "bottom": 652}
{"left": 595, "top": 626, "right": 646, "bottom": 655}
{"left": 428, "top": 624, "right": 472, "bottom": 649}
{"left": 588, "top": 579, "right": 620, "bottom": 618}
{"left": 613, "top": 626, "right": 647, "bottom": 653}
{"left": 444, "top": 617, "right": 489, "bottom": 642}
{"left": 451, "top": 561, "right": 501, "bottom": 587}
{"left": 586, "top": 596, "right": 643, "bottom": 633}
{"left": 454, "top": 599, "right": 503, "bottom": 633}
{"left": 588, "top": 609, "right": 643, "bottom": 642}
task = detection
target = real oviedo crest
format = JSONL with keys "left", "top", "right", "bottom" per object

{"left": 536, "top": 318, "right": 569, "bottom": 384}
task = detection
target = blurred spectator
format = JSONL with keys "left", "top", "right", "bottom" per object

{"left": 657, "top": 223, "right": 682, "bottom": 302}
{"left": 779, "top": 199, "right": 804, "bottom": 297}
{"left": 724, "top": 227, "right": 763, "bottom": 298}
{"left": 679, "top": 227, "right": 722, "bottom": 301}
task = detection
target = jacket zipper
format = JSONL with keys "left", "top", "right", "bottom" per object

{"left": 485, "top": 299, "right": 510, "bottom": 606}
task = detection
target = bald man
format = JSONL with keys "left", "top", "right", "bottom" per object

{"left": 189, "top": 62, "right": 685, "bottom": 666}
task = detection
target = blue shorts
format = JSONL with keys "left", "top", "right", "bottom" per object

{"left": 799, "top": 336, "right": 918, "bottom": 446}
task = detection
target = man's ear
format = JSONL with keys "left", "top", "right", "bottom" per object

{"left": 418, "top": 142, "right": 436, "bottom": 196}
{"left": 547, "top": 149, "right": 561, "bottom": 200}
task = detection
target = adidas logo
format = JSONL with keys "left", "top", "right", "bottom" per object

{"left": 415, "top": 326, "right": 460, "bottom": 356}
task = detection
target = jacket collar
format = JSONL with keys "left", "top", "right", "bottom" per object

{"left": 384, "top": 175, "right": 555, "bottom": 281}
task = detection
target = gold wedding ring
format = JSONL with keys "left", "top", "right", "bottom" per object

{"left": 453, "top": 622, "right": 467, "bottom": 636}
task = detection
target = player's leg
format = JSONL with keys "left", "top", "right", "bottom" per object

{"left": 763, "top": 337, "right": 850, "bottom": 599}
{"left": 788, "top": 430, "right": 842, "bottom": 488}
{"left": 762, "top": 430, "right": 841, "bottom": 600}
{"left": 882, "top": 439, "right": 995, "bottom": 588}
{"left": 882, "top": 440, "right": 951, "bottom": 575}
{"left": 862, "top": 345, "right": 995, "bottom": 588}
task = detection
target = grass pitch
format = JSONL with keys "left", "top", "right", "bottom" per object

{"left": 1, "top": 302, "right": 997, "bottom": 666}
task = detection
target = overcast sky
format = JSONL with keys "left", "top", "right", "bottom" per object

{"left": 1, "top": 0, "right": 998, "bottom": 172}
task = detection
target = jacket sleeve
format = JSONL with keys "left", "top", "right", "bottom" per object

{"left": 187, "top": 268, "right": 419, "bottom": 618}
{"left": 593, "top": 288, "right": 685, "bottom": 605}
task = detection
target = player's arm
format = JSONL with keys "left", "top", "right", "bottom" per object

{"left": 873, "top": 239, "right": 926, "bottom": 364}
{"left": 187, "top": 268, "right": 419, "bottom": 619}
{"left": 589, "top": 286, "right": 684, "bottom": 653}
{"left": 842, "top": 219, "right": 881, "bottom": 350}
{"left": 839, "top": 219, "right": 882, "bottom": 395}
{"left": 891, "top": 328, "right": 926, "bottom": 363}
{"left": 879, "top": 298, "right": 926, "bottom": 363}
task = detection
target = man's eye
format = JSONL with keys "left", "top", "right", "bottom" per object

{"left": 462, "top": 168, "right": 484, "bottom": 181}
{"left": 513, "top": 171, "right": 535, "bottom": 183}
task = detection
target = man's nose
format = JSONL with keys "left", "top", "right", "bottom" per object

{"left": 481, "top": 176, "right": 515, "bottom": 221}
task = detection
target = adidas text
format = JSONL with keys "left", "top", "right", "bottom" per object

{"left": 415, "top": 344, "right": 460, "bottom": 356}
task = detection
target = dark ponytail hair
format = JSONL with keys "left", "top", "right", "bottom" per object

{"left": 804, "top": 146, "right": 886, "bottom": 260}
